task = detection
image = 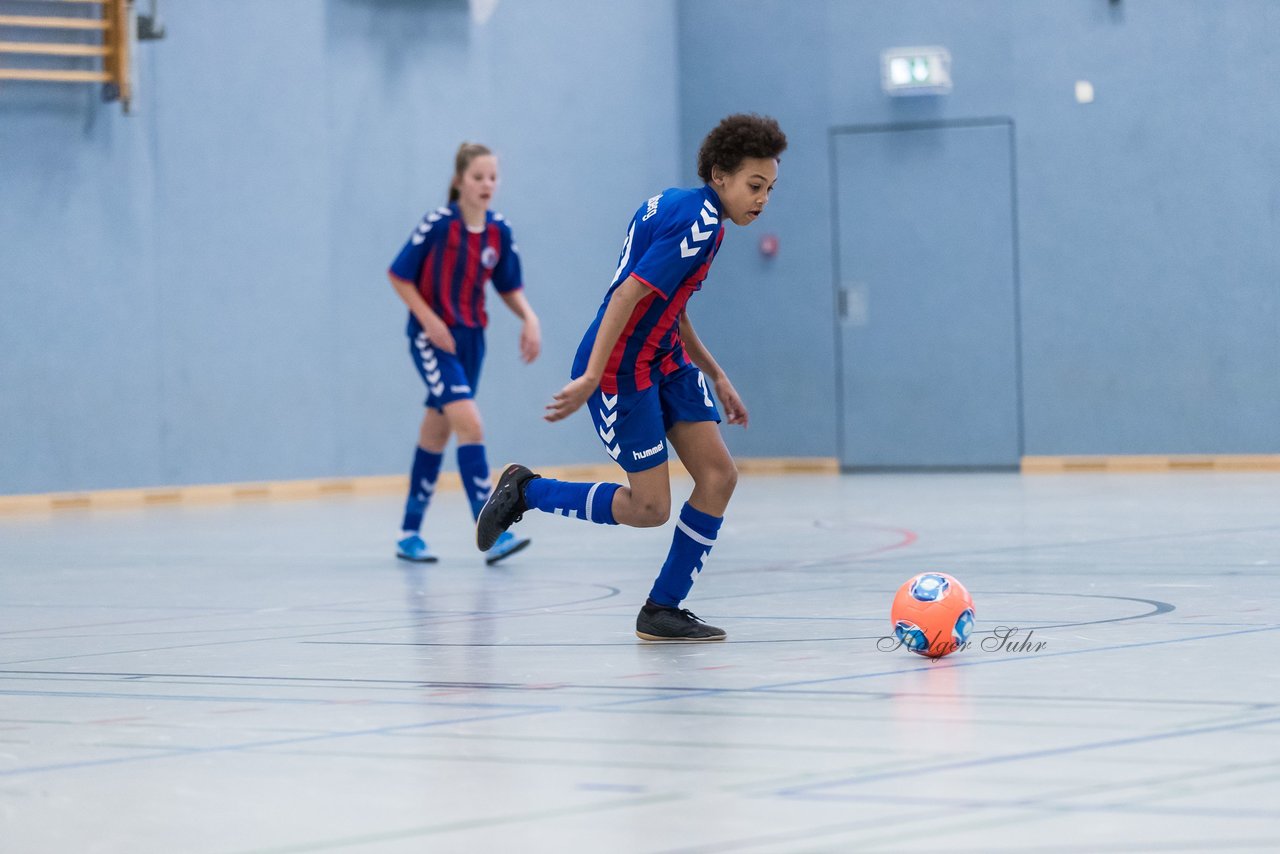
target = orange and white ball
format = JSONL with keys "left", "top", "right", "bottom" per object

{"left": 890, "top": 572, "right": 975, "bottom": 658}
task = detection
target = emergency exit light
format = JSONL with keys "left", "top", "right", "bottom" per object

{"left": 881, "top": 46, "right": 952, "bottom": 96}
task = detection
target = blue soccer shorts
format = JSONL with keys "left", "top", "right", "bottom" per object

{"left": 588, "top": 365, "right": 722, "bottom": 473}
{"left": 410, "top": 327, "right": 485, "bottom": 411}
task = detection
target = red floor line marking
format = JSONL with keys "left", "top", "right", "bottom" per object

{"left": 619, "top": 673, "right": 661, "bottom": 679}
{"left": 848, "top": 525, "right": 920, "bottom": 561}
{"left": 722, "top": 525, "right": 920, "bottom": 577}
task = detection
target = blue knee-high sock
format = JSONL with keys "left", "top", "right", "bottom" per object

{"left": 523, "top": 478, "right": 621, "bottom": 524}
{"left": 649, "top": 502, "right": 723, "bottom": 607}
{"left": 401, "top": 447, "right": 444, "bottom": 534}
{"left": 457, "top": 444, "right": 491, "bottom": 521}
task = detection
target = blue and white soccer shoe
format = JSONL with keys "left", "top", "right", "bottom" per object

{"left": 485, "top": 530, "right": 531, "bottom": 566}
{"left": 396, "top": 534, "right": 438, "bottom": 563}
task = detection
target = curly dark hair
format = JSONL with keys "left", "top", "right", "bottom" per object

{"left": 696, "top": 114, "right": 787, "bottom": 183}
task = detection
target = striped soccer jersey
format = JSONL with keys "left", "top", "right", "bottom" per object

{"left": 389, "top": 203, "right": 522, "bottom": 333}
{"left": 573, "top": 185, "right": 725, "bottom": 395}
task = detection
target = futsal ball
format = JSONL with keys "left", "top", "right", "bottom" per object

{"left": 890, "top": 572, "right": 975, "bottom": 658}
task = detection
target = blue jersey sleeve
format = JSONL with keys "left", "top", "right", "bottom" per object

{"left": 389, "top": 208, "right": 449, "bottom": 282}
{"left": 491, "top": 221, "right": 523, "bottom": 293}
{"left": 629, "top": 196, "right": 718, "bottom": 299}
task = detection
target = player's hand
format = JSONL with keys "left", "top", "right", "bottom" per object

{"left": 422, "top": 315, "right": 456, "bottom": 354}
{"left": 715, "top": 376, "right": 749, "bottom": 428}
{"left": 545, "top": 376, "right": 596, "bottom": 423}
{"left": 519, "top": 318, "right": 541, "bottom": 364}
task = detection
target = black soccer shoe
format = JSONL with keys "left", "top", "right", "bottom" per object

{"left": 635, "top": 600, "right": 727, "bottom": 642}
{"left": 476, "top": 464, "right": 540, "bottom": 551}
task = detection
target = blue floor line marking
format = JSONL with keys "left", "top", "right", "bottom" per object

{"left": 0, "top": 688, "right": 553, "bottom": 710}
{"left": 775, "top": 712, "right": 1280, "bottom": 796}
{"left": 591, "top": 624, "right": 1280, "bottom": 709}
{"left": 0, "top": 705, "right": 560, "bottom": 778}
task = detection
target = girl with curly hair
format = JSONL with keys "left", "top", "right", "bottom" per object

{"left": 475, "top": 114, "right": 787, "bottom": 641}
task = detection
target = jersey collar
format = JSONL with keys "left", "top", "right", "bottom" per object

{"left": 450, "top": 201, "right": 493, "bottom": 230}
{"left": 700, "top": 184, "right": 723, "bottom": 218}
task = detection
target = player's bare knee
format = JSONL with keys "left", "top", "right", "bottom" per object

{"left": 420, "top": 418, "right": 451, "bottom": 450}
{"left": 633, "top": 498, "right": 670, "bottom": 528}
{"left": 448, "top": 409, "right": 484, "bottom": 444}
{"left": 696, "top": 460, "right": 738, "bottom": 500}
{"left": 646, "top": 505, "right": 672, "bottom": 527}
{"left": 722, "top": 461, "right": 739, "bottom": 494}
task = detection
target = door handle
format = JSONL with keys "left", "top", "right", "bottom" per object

{"left": 838, "top": 283, "right": 868, "bottom": 326}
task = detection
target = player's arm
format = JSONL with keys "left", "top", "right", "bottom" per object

{"left": 497, "top": 288, "right": 541, "bottom": 364}
{"left": 678, "top": 309, "right": 726, "bottom": 382}
{"left": 679, "top": 310, "right": 748, "bottom": 428}
{"left": 388, "top": 272, "right": 456, "bottom": 354}
{"left": 545, "top": 275, "right": 651, "bottom": 422}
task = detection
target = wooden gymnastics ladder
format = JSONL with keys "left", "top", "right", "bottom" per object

{"left": 0, "top": 0, "right": 132, "bottom": 109}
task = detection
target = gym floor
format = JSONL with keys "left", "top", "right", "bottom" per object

{"left": 2, "top": 472, "right": 1277, "bottom": 852}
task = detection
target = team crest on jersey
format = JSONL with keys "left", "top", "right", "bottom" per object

{"left": 481, "top": 246, "right": 499, "bottom": 270}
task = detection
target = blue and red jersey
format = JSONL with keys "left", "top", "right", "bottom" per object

{"left": 573, "top": 185, "right": 725, "bottom": 395}
{"left": 389, "top": 203, "right": 522, "bottom": 333}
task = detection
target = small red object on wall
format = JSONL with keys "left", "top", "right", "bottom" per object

{"left": 759, "top": 233, "right": 779, "bottom": 258}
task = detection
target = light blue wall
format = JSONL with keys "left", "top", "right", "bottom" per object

{"left": 5, "top": 1, "right": 1279, "bottom": 494}
{"left": 677, "top": 4, "right": 838, "bottom": 460}
{"left": 1, "top": 0, "right": 680, "bottom": 493}
{"left": 679, "top": 0, "right": 1280, "bottom": 459}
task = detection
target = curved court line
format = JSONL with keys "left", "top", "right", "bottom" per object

{"left": 968, "top": 590, "right": 1175, "bottom": 631}
{"left": 399, "top": 582, "right": 624, "bottom": 624}
{"left": 18, "top": 581, "right": 630, "bottom": 641}
{"left": 303, "top": 590, "right": 1175, "bottom": 648}
{"left": 829, "top": 522, "right": 1280, "bottom": 567}
{"left": 712, "top": 523, "right": 919, "bottom": 577}
{"left": 0, "top": 583, "right": 624, "bottom": 666}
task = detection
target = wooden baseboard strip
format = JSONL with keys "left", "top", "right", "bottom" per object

{"left": 0, "top": 41, "right": 110, "bottom": 57}
{"left": 0, "top": 68, "right": 111, "bottom": 83}
{"left": 1022, "top": 455, "right": 1280, "bottom": 474}
{"left": 0, "top": 457, "right": 839, "bottom": 515}
{"left": 0, "top": 15, "right": 109, "bottom": 30}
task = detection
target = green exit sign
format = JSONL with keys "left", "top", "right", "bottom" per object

{"left": 881, "top": 47, "right": 952, "bottom": 96}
